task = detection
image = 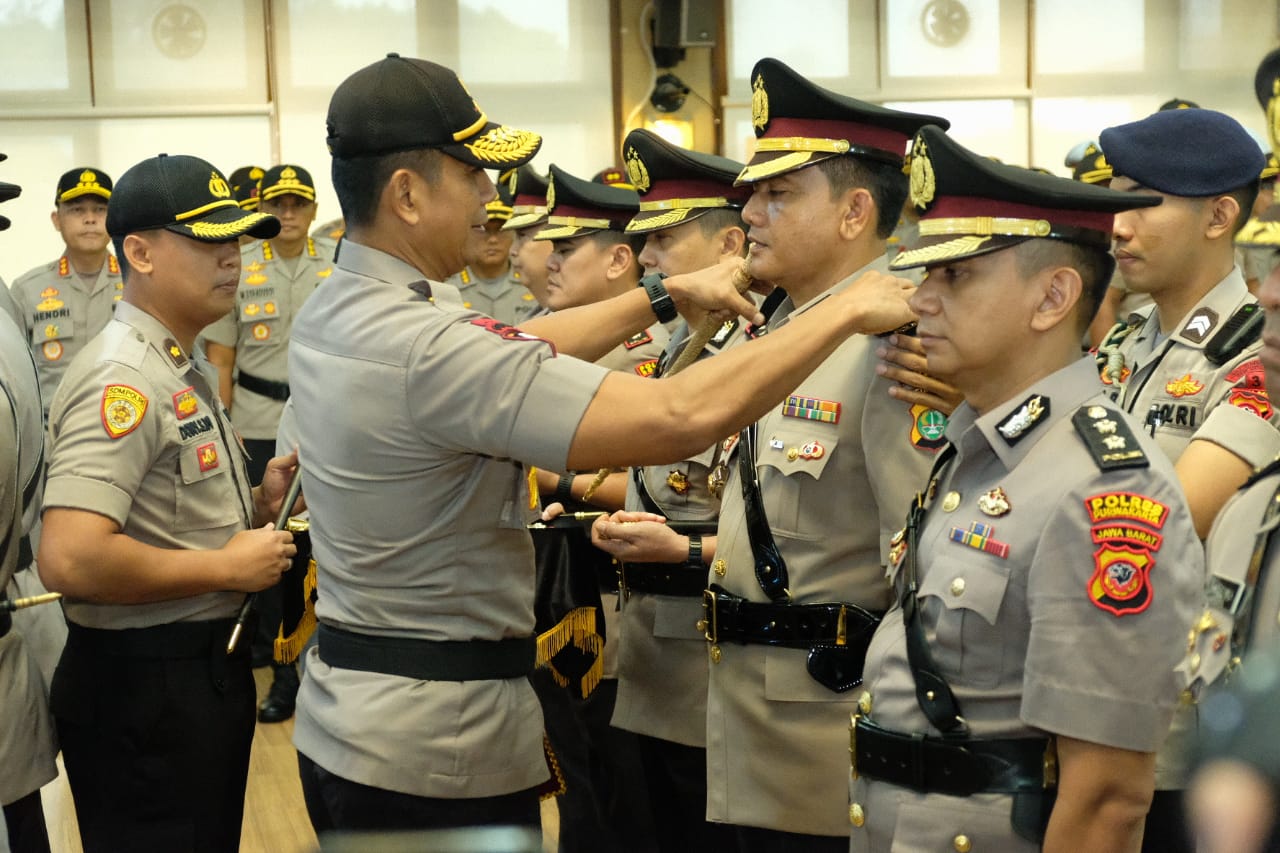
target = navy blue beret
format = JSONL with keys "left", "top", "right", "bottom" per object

{"left": 1100, "top": 109, "right": 1264, "bottom": 197}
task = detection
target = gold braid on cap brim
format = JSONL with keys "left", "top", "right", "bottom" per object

{"left": 463, "top": 126, "right": 542, "bottom": 165}
{"left": 185, "top": 211, "right": 273, "bottom": 240}
{"left": 919, "top": 216, "right": 1053, "bottom": 238}
{"left": 625, "top": 207, "right": 699, "bottom": 233}
{"left": 1077, "top": 167, "right": 1113, "bottom": 185}
{"left": 891, "top": 235, "right": 993, "bottom": 268}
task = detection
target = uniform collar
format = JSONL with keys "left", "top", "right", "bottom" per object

{"left": 1132, "top": 266, "right": 1250, "bottom": 351}
{"left": 951, "top": 357, "right": 1105, "bottom": 470}
{"left": 113, "top": 301, "right": 199, "bottom": 377}
{"left": 778, "top": 253, "right": 891, "bottom": 326}
{"left": 336, "top": 239, "right": 467, "bottom": 309}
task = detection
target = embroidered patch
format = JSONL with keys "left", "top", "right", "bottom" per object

{"left": 252, "top": 323, "right": 270, "bottom": 341}
{"left": 172, "top": 387, "right": 198, "bottom": 420}
{"left": 244, "top": 261, "right": 264, "bottom": 273}
{"left": 1099, "top": 366, "right": 1130, "bottom": 386}
{"left": 782, "top": 395, "right": 840, "bottom": 424}
{"left": 1165, "top": 374, "right": 1203, "bottom": 397}
{"left": 996, "top": 395, "right": 1049, "bottom": 444}
{"left": 910, "top": 403, "right": 948, "bottom": 451}
{"left": 41, "top": 341, "right": 63, "bottom": 361}
{"left": 1228, "top": 387, "right": 1272, "bottom": 419}
{"left": 37, "top": 288, "right": 63, "bottom": 311}
{"left": 624, "top": 330, "right": 653, "bottom": 350}
{"left": 197, "top": 442, "right": 219, "bottom": 472}
{"left": 1088, "top": 544, "right": 1154, "bottom": 616}
{"left": 1180, "top": 308, "right": 1219, "bottom": 343}
{"left": 1072, "top": 406, "right": 1148, "bottom": 471}
{"left": 245, "top": 273, "right": 268, "bottom": 285}
{"left": 1084, "top": 492, "right": 1168, "bottom": 528}
{"left": 948, "top": 521, "right": 1010, "bottom": 559}
{"left": 977, "top": 487, "right": 1010, "bottom": 517}
{"left": 470, "top": 318, "right": 554, "bottom": 352}
{"left": 101, "top": 385, "right": 148, "bottom": 439}
{"left": 163, "top": 338, "right": 188, "bottom": 369}
{"left": 1227, "top": 359, "right": 1266, "bottom": 390}
{"left": 1089, "top": 524, "right": 1163, "bottom": 550}
{"left": 635, "top": 359, "right": 658, "bottom": 377}
{"left": 799, "top": 441, "right": 825, "bottom": 460}
{"left": 178, "top": 415, "right": 214, "bottom": 441}
{"left": 666, "top": 470, "right": 690, "bottom": 495}
{"left": 44, "top": 324, "right": 59, "bottom": 339}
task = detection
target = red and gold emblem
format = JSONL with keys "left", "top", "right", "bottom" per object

{"left": 197, "top": 442, "right": 219, "bottom": 472}
{"left": 1165, "top": 374, "right": 1203, "bottom": 398}
{"left": 1088, "top": 544, "right": 1153, "bottom": 616}
{"left": 100, "top": 385, "right": 148, "bottom": 439}
{"left": 172, "top": 386, "right": 198, "bottom": 420}
{"left": 252, "top": 323, "right": 270, "bottom": 341}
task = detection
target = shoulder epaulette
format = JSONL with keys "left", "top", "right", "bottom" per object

{"left": 1072, "top": 405, "right": 1149, "bottom": 471}
{"left": 1205, "top": 302, "right": 1263, "bottom": 366}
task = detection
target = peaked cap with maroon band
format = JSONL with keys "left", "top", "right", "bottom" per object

{"left": 621, "top": 128, "right": 749, "bottom": 234}
{"left": 533, "top": 164, "right": 639, "bottom": 241}
{"left": 500, "top": 165, "right": 550, "bottom": 231}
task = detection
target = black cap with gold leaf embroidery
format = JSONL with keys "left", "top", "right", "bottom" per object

{"left": 621, "top": 128, "right": 749, "bottom": 234}
{"left": 1071, "top": 142, "right": 1112, "bottom": 185}
{"left": 500, "top": 165, "right": 550, "bottom": 231}
{"left": 533, "top": 164, "right": 639, "bottom": 241}
{"left": 259, "top": 164, "right": 317, "bottom": 203}
{"left": 486, "top": 181, "right": 514, "bottom": 222}
{"left": 56, "top": 167, "right": 112, "bottom": 204}
{"left": 327, "top": 53, "right": 542, "bottom": 169}
{"left": 890, "top": 126, "right": 1160, "bottom": 270}
{"left": 1256, "top": 48, "right": 1280, "bottom": 159}
{"left": 228, "top": 165, "right": 264, "bottom": 210}
{"left": 736, "top": 57, "right": 949, "bottom": 184}
{"left": 107, "top": 154, "right": 280, "bottom": 243}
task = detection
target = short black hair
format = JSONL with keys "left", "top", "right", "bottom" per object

{"left": 694, "top": 207, "right": 747, "bottom": 239}
{"left": 111, "top": 236, "right": 131, "bottom": 280}
{"left": 331, "top": 149, "right": 443, "bottom": 229}
{"left": 587, "top": 228, "right": 645, "bottom": 257}
{"left": 1227, "top": 180, "right": 1260, "bottom": 234}
{"left": 1012, "top": 239, "right": 1113, "bottom": 332}
{"left": 815, "top": 155, "right": 909, "bottom": 240}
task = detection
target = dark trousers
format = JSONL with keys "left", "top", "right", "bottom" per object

{"left": 3, "top": 789, "right": 51, "bottom": 853}
{"left": 1142, "top": 789, "right": 1193, "bottom": 853}
{"left": 297, "top": 752, "right": 541, "bottom": 833}
{"left": 50, "top": 621, "right": 256, "bottom": 853}
{"left": 734, "top": 826, "right": 848, "bottom": 853}
{"left": 636, "top": 734, "right": 739, "bottom": 853}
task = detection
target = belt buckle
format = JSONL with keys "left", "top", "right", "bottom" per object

{"left": 699, "top": 588, "right": 719, "bottom": 643}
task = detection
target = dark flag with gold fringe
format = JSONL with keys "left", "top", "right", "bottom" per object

{"left": 273, "top": 517, "right": 317, "bottom": 664}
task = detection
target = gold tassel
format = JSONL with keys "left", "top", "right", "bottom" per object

{"left": 535, "top": 606, "right": 605, "bottom": 698}
{"left": 273, "top": 558, "right": 319, "bottom": 664}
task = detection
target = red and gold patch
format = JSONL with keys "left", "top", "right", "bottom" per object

{"left": 1165, "top": 374, "right": 1203, "bottom": 398}
{"left": 1084, "top": 491, "right": 1168, "bottom": 529}
{"left": 1227, "top": 359, "right": 1266, "bottom": 390}
{"left": 100, "top": 384, "right": 148, "bottom": 439}
{"left": 172, "top": 386, "right": 198, "bottom": 420}
{"left": 1088, "top": 544, "right": 1154, "bottom": 616}
{"left": 470, "top": 318, "right": 554, "bottom": 352}
{"left": 197, "top": 442, "right": 219, "bottom": 472}
{"left": 1228, "top": 387, "right": 1272, "bottom": 420}
{"left": 41, "top": 341, "right": 63, "bottom": 361}
{"left": 635, "top": 359, "right": 658, "bottom": 377}
{"left": 252, "top": 323, "right": 270, "bottom": 341}
{"left": 623, "top": 330, "right": 654, "bottom": 350}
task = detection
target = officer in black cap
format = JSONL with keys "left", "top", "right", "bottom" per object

{"left": 1096, "top": 106, "right": 1278, "bottom": 853}
{"left": 849, "top": 124, "right": 1204, "bottom": 853}
{"left": 38, "top": 153, "right": 301, "bottom": 853}
{"left": 1237, "top": 47, "right": 1280, "bottom": 291}
{"left": 228, "top": 165, "right": 264, "bottom": 212}
{"left": 445, "top": 181, "right": 528, "bottom": 324}
{"left": 501, "top": 165, "right": 553, "bottom": 320}
{"left": 286, "top": 52, "right": 922, "bottom": 836}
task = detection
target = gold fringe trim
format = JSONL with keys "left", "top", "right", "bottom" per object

{"left": 535, "top": 606, "right": 604, "bottom": 698}
{"left": 273, "top": 557, "right": 318, "bottom": 664}
{"left": 539, "top": 734, "right": 567, "bottom": 801}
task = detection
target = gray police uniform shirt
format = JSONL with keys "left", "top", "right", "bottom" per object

{"left": 43, "top": 302, "right": 254, "bottom": 629}
{"left": 1183, "top": 458, "right": 1280, "bottom": 696}
{"left": 0, "top": 277, "right": 23, "bottom": 333}
{"left": 1101, "top": 268, "right": 1279, "bottom": 469}
{"left": 287, "top": 240, "right": 610, "bottom": 799}
{"left": 202, "top": 237, "right": 334, "bottom": 440}
{"left": 11, "top": 254, "right": 123, "bottom": 417}
{"left": 443, "top": 266, "right": 532, "bottom": 327}
{"left": 612, "top": 320, "right": 732, "bottom": 748}
{"left": 0, "top": 307, "right": 57, "bottom": 805}
{"left": 849, "top": 358, "right": 1204, "bottom": 853}
{"left": 706, "top": 258, "right": 942, "bottom": 837}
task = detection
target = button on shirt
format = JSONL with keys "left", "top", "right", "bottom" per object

{"left": 43, "top": 301, "right": 253, "bottom": 629}
{"left": 287, "top": 240, "right": 610, "bottom": 799}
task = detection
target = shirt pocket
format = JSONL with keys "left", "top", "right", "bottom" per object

{"left": 31, "top": 323, "right": 73, "bottom": 362}
{"left": 917, "top": 554, "right": 1011, "bottom": 689}
{"left": 756, "top": 425, "right": 840, "bottom": 538}
{"left": 652, "top": 595, "right": 704, "bottom": 643}
{"left": 238, "top": 300, "right": 281, "bottom": 347}
{"left": 174, "top": 441, "right": 243, "bottom": 532}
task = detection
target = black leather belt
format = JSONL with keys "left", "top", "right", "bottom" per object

{"left": 852, "top": 715, "right": 1055, "bottom": 796}
{"left": 238, "top": 369, "right": 290, "bottom": 401}
{"left": 700, "top": 583, "right": 881, "bottom": 649}
{"left": 317, "top": 622, "right": 534, "bottom": 681}
{"left": 66, "top": 617, "right": 243, "bottom": 659}
{"left": 620, "top": 562, "right": 708, "bottom": 597}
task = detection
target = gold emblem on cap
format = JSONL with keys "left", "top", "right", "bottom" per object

{"left": 463, "top": 125, "right": 540, "bottom": 165}
{"left": 506, "top": 168, "right": 519, "bottom": 196}
{"left": 80, "top": 169, "right": 97, "bottom": 184}
{"left": 209, "top": 172, "right": 231, "bottom": 199}
{"left": 546, "top": 176, "right": 556, "bottom": 212}
{"left": 909, "top": 135, "right": 935, "bottom": 210}
{"left": 751, "top": 73, "right": 769, "bottom": 130}
{"left": 1268, "top": 78, "right": 1280, "bottom": 157}
{"left": 624, "top": 147, "right": 650, "bottom": 193}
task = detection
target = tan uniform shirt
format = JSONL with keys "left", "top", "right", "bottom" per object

{"left": 706, "top": 259, "right": 942, "bottom": 837}
{"left": 444, "top": 266, "right": 533, "bottom": 327}
{"left": 850, "top": 357, "right": 1205, "bottom": 853}
{"left": 0, "top": 306, "right": 57, "bottom": 804}
{"left": 202, "top": 238, "right": 334, "bottom": 439}
{"left": 43, "top": 302, "right": 253, "bottom": 629}
{"left": 288, "top": 240, "right": 610, "bottom": 799}
{"left": 11, "top": 255, "right": 123, "bottom": 416}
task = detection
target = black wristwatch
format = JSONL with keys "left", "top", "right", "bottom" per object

{"left": 554, "top": 472, "right": 574, "bottom": 505}
{"left": 684, "top": 533, "right": 703, "bottom": 569}
{"left": 641, "top": 272, "right": 677, "bottom": 324}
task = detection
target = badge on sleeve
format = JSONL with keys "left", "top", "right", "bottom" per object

{"left": 909, "top": 403, "right": 948, "bottom": 451}
{"left": 1088, "top": 545, "right": 1154, "bottom": 616}
{"left": 470, "top": 318, "right": 554, "bottom": 351}
{"left": 101, "top": 385, "right": 148, "bottom": 439}
{"left": 1084, "top": 490, "right": 1167, "bottom": 616}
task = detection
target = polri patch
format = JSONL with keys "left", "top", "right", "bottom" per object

{"left": 910, "top": 403, "right": 948, "bottom": 451}
{"left": 172, "top": 386, "right": 198, "bottom": 420}
{"left": 782, "top": 395, "right": 840, "bottom": 424}
{"left": 101, "top": 384, "right": 148, "bottom": 439}
{"left": 624, "top": 330, "right": 654, "bottom": 350}
{"left": 1088, "top": 544, "right": 1154, "bottom": 616}
{"left": 1084, "top": 491, "right": 1168, "bottom": 529}
{"left": 635, "top": 359, "right": 658, "bottom": 377}
{"left": 197, "top": 442, "right": 219, "bottom": 472}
